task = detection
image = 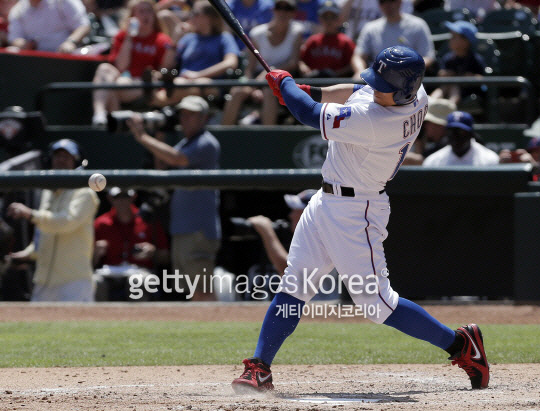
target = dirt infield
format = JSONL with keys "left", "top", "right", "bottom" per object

{"left": 1, "top": 303, "right": 539, "bottom": 410}
{"left": 2, "top": 364, "right": 540, "bottom": 410}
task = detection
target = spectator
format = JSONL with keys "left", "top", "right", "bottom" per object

{"left": 247, "top": 189, "right": 317, "bottom": 276}
{"left": 423, "top": 111, "right": 499, "bottom": 166}
{"left": 525, "top": 138, "right": 540, "bottom": 164}
{"left": 6, "top": 139, "right": 99, "bottom": 301}
{"left": 498, "top": 137, "right": 539, "bottom": 168}
{"left": 82, "top": 0, "right": 122, "bottom": 43}
{"left": 299, "top": 0, "right": 356, "bottom": 79}
{"left": 93, "top": 187, "right": 169, "bottom": 269}
{"left": 241, "top": 189, "right": 339, "bottom": 301}
{"left": 91, "top": 0, "right": 174, "bottom": 126}
{"left": 430, "top": 21, "right": 485, "bottom": 105}
{"left": 295, "top": 0, "right": 321, "bottom": 36}
{"left": 404, "top": 97, "right": 456, "bottom": 164}
{"left": 155, "top": 0, "right": 191, "bottom": 39}
{"left": 151, "top": 0, "right": 240, "bottom": 107}
{"left": 93, "top": 186, "right": 169, "bottom": 300}
{"left": 7, "top": 0, "right": 90, "bottom": 53}
{"left": 340, "top": 0, "right": 413, "bottom": 44}
{"left": 225, "top": 0, "right": 274, "bottom": 50}
{"left": 505, "top": 1, "right": 540, "bottom": 15}
{"left": 351, "top": 0, "right": 435, "bottom": 78}
{"left": 220, "top": 0, "right": 303, "bottom": 125}
{"left": 0, "top": 0, "right": 16, "bottom": 47}
{"left": 127, "top": 95, "right": 221, "bottom": 301}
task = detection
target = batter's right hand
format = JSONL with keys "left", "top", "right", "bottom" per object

{"left": 266, "top": 70, "right": 292, "bottom": 105}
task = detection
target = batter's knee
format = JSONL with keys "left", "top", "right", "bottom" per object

{"left": 351, "top": 286, "right": 399, "bottom": 324}
{"left": 372, "top": 287, "right": 399, "bottom": 324}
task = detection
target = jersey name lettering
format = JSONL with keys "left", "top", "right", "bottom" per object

{"left": 403, "top": 104, "right": 428, "bottom": 138}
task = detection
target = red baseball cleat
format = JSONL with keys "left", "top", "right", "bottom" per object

{"left": 232, "top": 358, "right": 274, "bottom": 394}
{"left": 450, "top": 324, "right": 490, "bottom": 389}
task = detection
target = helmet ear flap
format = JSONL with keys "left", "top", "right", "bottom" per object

{"left": 364, "top": 46, "right": 425, "bottom": 105}
{"left": 393, "top": 90, "right": 414, "bottom": 105}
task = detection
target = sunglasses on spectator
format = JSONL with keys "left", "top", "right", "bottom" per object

{"left": 379, "top": 0, "right": 397, "bottom": 4}
{"left": 275, "top": 3, "right": 296, "bottom": 11}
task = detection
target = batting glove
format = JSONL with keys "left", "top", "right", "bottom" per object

{"left": 266, "top": 70, "right": 292, "bottom": 105}
{"left": 266, "top": 69, "right": 292, "bottom": 89}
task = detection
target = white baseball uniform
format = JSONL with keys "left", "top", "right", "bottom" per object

{"left": 279, "top": 84, "right": 429, "bottom": 323}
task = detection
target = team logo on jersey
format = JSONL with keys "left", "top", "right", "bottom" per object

{"left": 332, "top": 107, "right": 351, "bottom": 129}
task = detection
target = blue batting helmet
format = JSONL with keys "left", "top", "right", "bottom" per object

{"left": 361, "top": 46, "right": 425, "bottom": 105}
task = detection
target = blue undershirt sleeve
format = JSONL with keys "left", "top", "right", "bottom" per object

{"left": 280, "top": 77, "right": 322, "bottom": 129}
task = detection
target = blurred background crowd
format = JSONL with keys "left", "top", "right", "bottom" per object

{"left": 1, "top": 0, "right": 540, "bottom": 302}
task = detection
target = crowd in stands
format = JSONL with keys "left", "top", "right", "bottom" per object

{"left": 2, "top": 0, "right": 539, "bottom": 123}
{"left": 2, "top": 0, "right": 540, "bottom": 301}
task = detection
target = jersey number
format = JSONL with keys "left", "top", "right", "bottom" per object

{"left": 388, "top": 142, "right": 411, "bottom": 181}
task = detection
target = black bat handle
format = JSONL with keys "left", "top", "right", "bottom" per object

{"left": 245, "top": 41, "right": 271, "bottom": 73}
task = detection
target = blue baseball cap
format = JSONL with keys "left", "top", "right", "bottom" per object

{"left": 446, "top": 111, "right": 474, "bottom": 132}
{"left": 50, "top": 139, "right": 81, "bottom": 160}
{"left": 318, "top": 0, "right": 340, "bottom": 15}
{"left": 444, "top": 21, "right": 477, "bottom": 46}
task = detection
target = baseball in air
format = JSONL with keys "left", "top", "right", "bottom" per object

{"left": 88, "top": 173, "right": 107, "bottom": 192}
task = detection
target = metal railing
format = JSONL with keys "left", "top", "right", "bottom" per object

{"left": 0, "top": 165, "right": 531, "bottom": 196}
{"left": 35, "top": 76, "right": 537, "bottom": 124}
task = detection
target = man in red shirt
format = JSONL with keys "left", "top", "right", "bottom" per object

{"left": 94, "top": 186, "right": 169, "bottom": 268}
{"left": 299, "top": 0, "right": 356, "bottom": 78}
{"left": 93, "top": 187, "right": 169, "bottom": 300}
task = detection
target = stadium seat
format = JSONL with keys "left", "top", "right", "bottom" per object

{"left": 474, "top": 38, "right": 501, "bottom": 75}
{"left": 435, "top": 38, "right": 500, "bottom": 75}
{"left": 420, "top": 8, "right": 475, "bottom": 35}
{"left": 477, "top": 31, "right": 534, "bottom": 77}
{"left": 479, "top": 8, "right": 538, "bottom": 35}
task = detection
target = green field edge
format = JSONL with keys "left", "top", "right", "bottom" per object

{"left": 0, "top": 322, "right": 538, "bottom": 368}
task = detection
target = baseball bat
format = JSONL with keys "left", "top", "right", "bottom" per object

{"left": 207, "top": 0, "right": 272, "bottom": 73}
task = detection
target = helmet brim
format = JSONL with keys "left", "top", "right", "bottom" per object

{"left": 360, "top": 67, "right": 399, "bottom": 93}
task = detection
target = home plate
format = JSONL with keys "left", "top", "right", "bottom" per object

{"left": 283, "top": 395, "right": 382, "bottom": 404}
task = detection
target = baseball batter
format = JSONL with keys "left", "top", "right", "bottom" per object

{"left": 232, "top": 46, "right": 489, "bottom": 393}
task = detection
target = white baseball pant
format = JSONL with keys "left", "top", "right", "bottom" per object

{"left": 279, "top": 189, "right": 399, "bottom": 323}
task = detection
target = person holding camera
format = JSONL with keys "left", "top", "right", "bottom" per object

{"left": 6, "top": 139, "right": 99, "bottom": 301}
{"left": 93, "top": 187, "right": 169, "bottom": 300}
{"left": 127, "top": 95, "right": 221, "bottom": 301}
{"left": 239, "top": 189, "right": 339, "bottom": 302}
{"left": 247, "top": 189, "right": 316, "bottom": 276}
{"left": 499, "top": 137, "right": 539, "bottom": 169}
